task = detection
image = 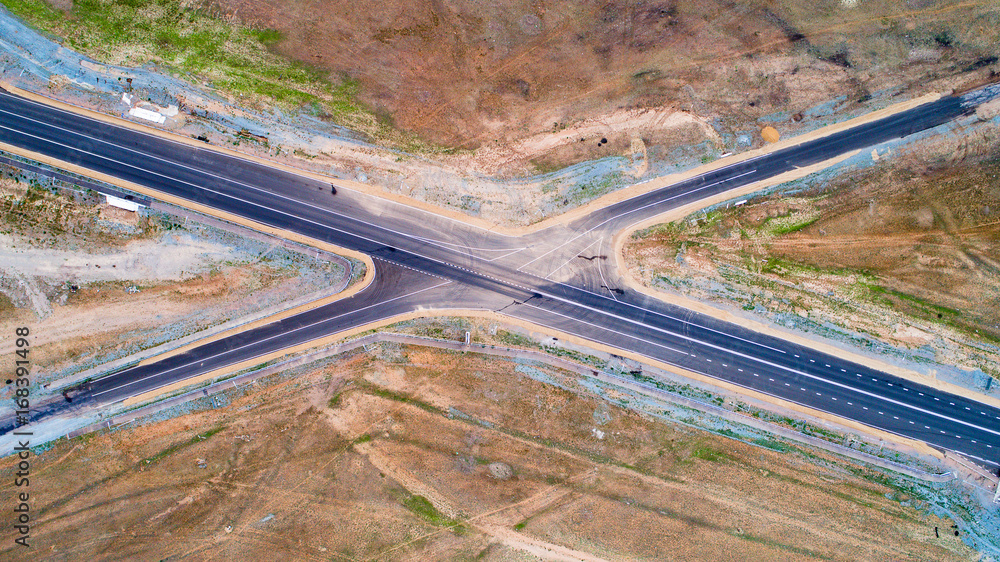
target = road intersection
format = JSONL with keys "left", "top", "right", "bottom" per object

{"left": 2, "top": 85, "right": 999, "bottom": 469}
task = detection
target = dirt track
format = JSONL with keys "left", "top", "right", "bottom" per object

{"left": 0, "top": 346, "right": 977, "bottom": 560}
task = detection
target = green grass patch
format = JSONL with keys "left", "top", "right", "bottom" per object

{"left": 730, "top": 530, "right": 832, "bottom": 559}
{"left": 751, "top": 438, "right": 791, "bottom": 452}
{"left": 767, "top": 215, "right": 819, "bottom": 236}
{"left": 860, "top": 283, "right": 960, "bottom": 316}
{"left": 361, "top": 383, "right": 442, "bottom": 415}
{"left": 690, "top": 445, "right": 732, "bottom": 463}
{"left": 143, "top": 426, "right": 224, "bottom": 465}
{"left": 1, "top": 0, "right": 372, "bottom": 129}
{"left": 402, "top": 494, "right": 460, "bottom": 527}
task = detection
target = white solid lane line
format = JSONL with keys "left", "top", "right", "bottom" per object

{"left": 93, "top": 277, "right": 453, "bottom": 397}
{"left": 8, "top": 95, "right": 1000, "bottom": 451}
{"left": 545, "top": 238, "right": 599, "bottom": 280}
{"left": 544, "top": 273, "right": 790, "bottom": 356}
{"left": 6, "top": 107, "right": 792, "bottom": 362}
{"left": 0, "top": 120, "right": 555, "bottom": 297}
{"left": 0, "top": 91, "right": 525, "bottom": 237}
{"left": 519, "top": 169, "right": 757, "bottom": 270}
{"left": 0, "top": 109, "right": 514, "bottom": 257}
{"left": 518, "top": 303, "right": 689, "bottom": 358}
{"left": 539, "top": 281, "right": 1000, "bottom": 438}
{"left": 544, "top": 291, "right": 1000, "bottom": 436}
{"left": 559, "top": 311, "right": 1000, "bottom": 440}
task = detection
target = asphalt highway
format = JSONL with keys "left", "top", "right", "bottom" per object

{"left": 2, "top": 85, "right": 999, "bottom": 468}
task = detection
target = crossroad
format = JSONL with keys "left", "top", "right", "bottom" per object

{"left": 1, "top": 85, "right": 998, "bottom": 468}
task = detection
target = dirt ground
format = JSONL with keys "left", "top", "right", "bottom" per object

{"left": 217, "top": 0, "right": 1000, "bottom": 173}
{"left": 0, "top": 173, "right": 346, "bottom": 386}
{"left": 5, "top": 0, "right": 997, "bottom": 226}
{"left": 625, "top": 120, "right": 1000, "bottom": 380}
{"left": 0, "top": 345, "right": 977, "bottom": 560}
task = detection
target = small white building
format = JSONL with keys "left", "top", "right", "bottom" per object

{"left": 128, "top": 106, "right": 165, "bottom": 124}
{"left": 104, "top": 193, "right": 142, "bottom": 212}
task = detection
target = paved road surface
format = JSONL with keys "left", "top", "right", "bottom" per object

{"left": 2, "top": 86, "right": 998, "bottom": 469}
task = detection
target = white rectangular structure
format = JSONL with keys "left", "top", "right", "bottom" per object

{"left": 104, "top": 194, "right": 141, "bottom": 212}
{"left": 128, "top": 106, "right": 165, "bottom": 124}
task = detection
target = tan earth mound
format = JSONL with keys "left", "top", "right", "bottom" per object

{"left": 218, "top": 0, "right": 1000, "bottom": 170}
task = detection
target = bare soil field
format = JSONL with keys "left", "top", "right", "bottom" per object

{"left": 3, "top": 0, "right": 998, "bottom": 227}
{"left": 7, "top": 0, "right": 998, "bottom": 177}
{"left": 0, "top": 345, "right": 978, "bottom": 560}
{"left": 216, "top": 0, "right": 1000, "bottom": 172}
{"left": 625, "top": 122, "right": 1000, "bottom": 381}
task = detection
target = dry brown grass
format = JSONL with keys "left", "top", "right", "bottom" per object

{"left": 625, "top": 126, "right": 1000, "bottom": 375}
{"left": 0, "top": 347, "right": 976, "bottom": 559}
{"left": 215, "top": 0, "right": 1000, "bottom": 170}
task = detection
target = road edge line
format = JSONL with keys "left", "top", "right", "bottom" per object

{"left": 0, "top": 141, "right": 377, "bottom": 343}
{"left": 610, "top": 154, "right": 1000, "bottom": 414}
{"left": 526, "top": 92, "right": 943, "bottom": 232}
{"left": 0, "top": 80, "right": 943, "bottom": 236}
{"left": 116, "top": 307, "right": 944, "bottom": 463}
